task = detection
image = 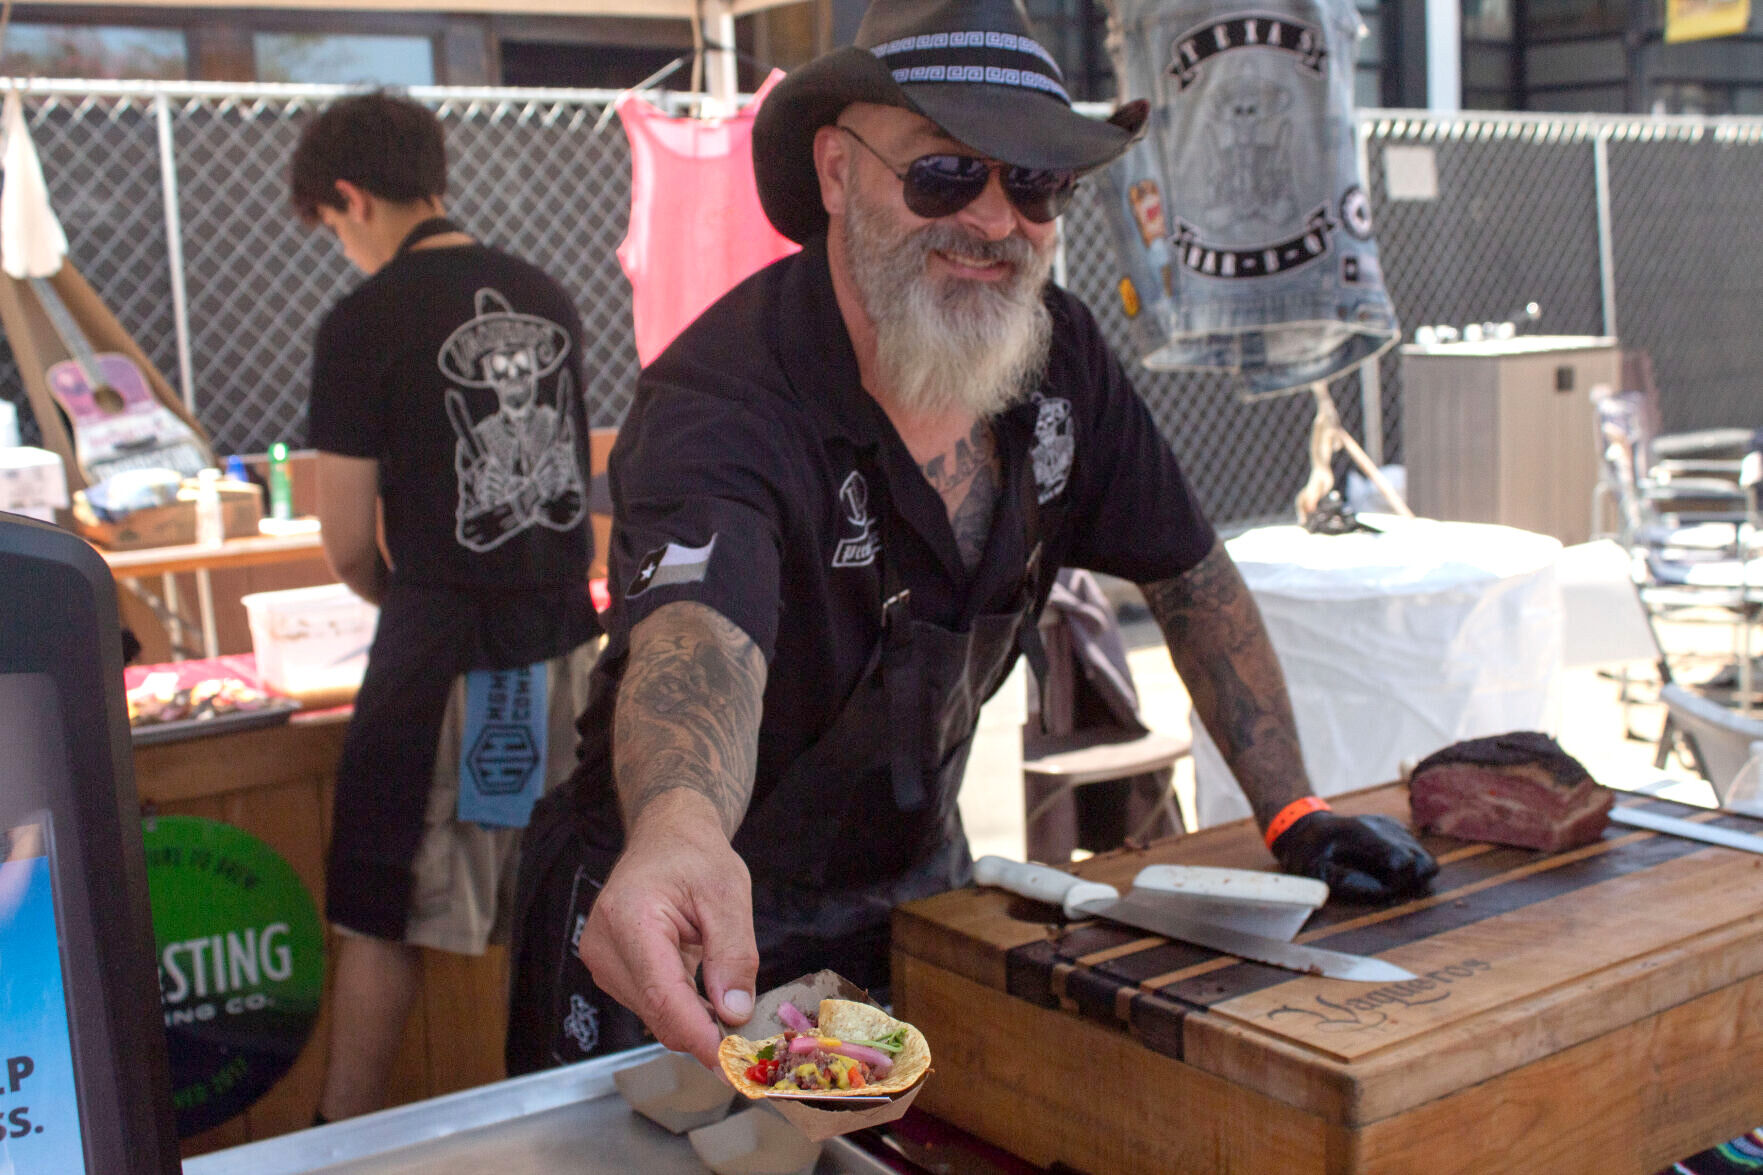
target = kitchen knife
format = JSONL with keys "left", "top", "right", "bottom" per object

{"left": 1130, "top": 865, "right": 1327, "bottom": 941}
{"left": 1609, "top": 806, "right": 1763, "bottom": 854}
{"left": 972, "top": 856, "right": 1416, "bottom": 983}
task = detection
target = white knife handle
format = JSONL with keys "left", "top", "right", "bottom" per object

{"left": 973, "top": 856, "right": 1120, "bottom": 913}
{"left": 1132, "top": 864, "right": 1329, "bottom": 909}
{"left": 1062, "top": 881, "right": 1121, "bottom": 919}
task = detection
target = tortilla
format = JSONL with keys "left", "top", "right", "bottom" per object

{"left": 717, "top": 998, "right": 931, "bottom": 1099}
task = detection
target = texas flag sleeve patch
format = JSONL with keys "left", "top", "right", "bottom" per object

{"left": 626, "top": 534, "right": 717, "bottom": 598}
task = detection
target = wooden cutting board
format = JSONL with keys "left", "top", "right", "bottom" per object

{"left": 891, "top": 784, "right": 1763, "bottom": 1175}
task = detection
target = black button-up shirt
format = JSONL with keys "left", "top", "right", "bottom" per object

{"left": 578, "top": 234, "right": 1215, "bottom": 800}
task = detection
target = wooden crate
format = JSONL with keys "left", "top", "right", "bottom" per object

{"left": 892, "top": 784, "right": 1763, "bottom": 1175}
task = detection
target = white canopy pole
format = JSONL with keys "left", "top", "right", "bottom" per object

{"left": 701, "top": 0, "right": 739, "bottom": 114}
{"left": 1425, "top": 0, "right": 1461, "bottom": 113}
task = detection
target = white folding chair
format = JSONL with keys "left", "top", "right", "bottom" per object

{"left": 1659, "top": 681, "right": 1763, "bottom": 805}
{"left": 1593, "top": 391, "right": 1761, "bottom": 712}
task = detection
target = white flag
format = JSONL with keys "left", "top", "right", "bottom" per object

{"left": 1, "top": 90, "right": 69, "bottom": 280}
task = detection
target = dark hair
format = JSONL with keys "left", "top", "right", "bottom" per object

{"left": 288, "top": 91, "right": 447, "bottom": 223}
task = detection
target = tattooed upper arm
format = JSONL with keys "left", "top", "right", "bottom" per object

{"left": 1140, "top": 541, "right": 1312, "bottom": 824}
{"left": 614, "top": 600, "right": 767, "bottom": 836}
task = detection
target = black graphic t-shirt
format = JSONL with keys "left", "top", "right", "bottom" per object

{"left": 576, "top": 234, "right": 1214, "bottom": 801}
{"left": 308, "top": 243, "right": 593, "bottom": 590}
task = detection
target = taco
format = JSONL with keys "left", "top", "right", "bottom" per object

{"left": 717, "top": 998, "right": 930, "bottom": 1099}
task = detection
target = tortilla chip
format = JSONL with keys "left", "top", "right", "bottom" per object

{"left": 718, "top": 998, "right": 930, "bottom": 1100}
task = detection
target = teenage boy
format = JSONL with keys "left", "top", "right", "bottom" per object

{"left": 290, "top": 91, "right": 599, "bottom": 1120}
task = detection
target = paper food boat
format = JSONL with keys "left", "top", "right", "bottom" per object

{"left": 612, "top": 1049, "right": 736, "bottom": 1134}
{"left": 688, "top": 1104, "right": 822, "bottom": 1175}
{"left": 724, "top": 969, "right": 929, "bottom": 1141}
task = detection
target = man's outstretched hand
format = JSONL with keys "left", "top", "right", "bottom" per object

{"left": 579, "top": 794, "right": 761, "bottom": 1069}
{"left": 1271, "top": 811, "right": 1438, "bottom": 903}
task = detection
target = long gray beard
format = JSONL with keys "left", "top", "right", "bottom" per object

{"left": 842, "top": 184, "right": 1054, "bottom": 418}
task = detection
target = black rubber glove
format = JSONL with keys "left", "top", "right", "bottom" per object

{"left": 1271, "top": 811, "right": 1438, "bottom": 903}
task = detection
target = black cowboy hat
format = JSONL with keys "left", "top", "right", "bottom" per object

{"left": 753, "top": 0, "right": 1149, "bottom": 244}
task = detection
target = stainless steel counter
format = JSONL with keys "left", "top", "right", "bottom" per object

{"left": 181, "top": 1046, "right": 897, "bottom": 1175}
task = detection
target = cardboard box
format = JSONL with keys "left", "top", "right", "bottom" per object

{"left": 70, "top": 479, "right": 262, "bottom": 550}
{"left": 0, "top": 446, "right": 69, "bottom": 522}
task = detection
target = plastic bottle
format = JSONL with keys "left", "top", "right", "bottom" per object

{"left": 267, "top": 442, "right": 293, "bottom": 521}
{"left": 224, "top": 454, "right": 249, "bottom": 484}
{"left": 194, "top": 467, "right": 225, "bottom": 547}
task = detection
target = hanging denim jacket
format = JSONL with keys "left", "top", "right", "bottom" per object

{"left": 1097, "top": 0, "right": 1399, "bottom": 395}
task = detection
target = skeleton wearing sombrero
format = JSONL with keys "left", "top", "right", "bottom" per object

{"left": 438, "top": 288, "right": 587, "bottom": 553}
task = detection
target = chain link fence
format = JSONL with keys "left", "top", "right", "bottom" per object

{"left": 3, "top": 80, "right": 1760, "bottom": 530}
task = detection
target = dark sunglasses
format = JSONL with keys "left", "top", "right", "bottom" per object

{"left": 836, "top": 125, "right": 1079, "bottom": 224}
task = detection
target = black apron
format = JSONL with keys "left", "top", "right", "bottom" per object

{"left": 328, "top": 581, "right": 596, "bottom": 939}
{"left": 506, "top": 451, "right": 1048, "bottom": 1074}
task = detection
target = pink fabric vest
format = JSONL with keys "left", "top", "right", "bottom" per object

{"left": 617, "top": 71, "right": 800, "bottom": 367}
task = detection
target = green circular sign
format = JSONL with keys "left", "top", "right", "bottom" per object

{"left": 142, "top": 815, "right": 324, "bottom": 1138}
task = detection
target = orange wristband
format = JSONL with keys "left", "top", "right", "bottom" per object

{"left": 1265, "top": 796, "right": 1331, "bottom": 849}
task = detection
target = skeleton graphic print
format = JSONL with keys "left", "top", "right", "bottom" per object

{"left": 1030, "top": 394, "right": 1075, "bottom": 504}
{"left": 1204, "top": 73, "right": 1299, "bottom": 228}
{"left": 438, "top": 289, "right": 588, "bottom": 552}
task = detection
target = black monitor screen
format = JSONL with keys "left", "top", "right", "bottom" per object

{"left": 0, "top": 827, "right": 85, "bottom": 1170}
{"left": 0, "top": 515, "right": 178, "bottom": 1175}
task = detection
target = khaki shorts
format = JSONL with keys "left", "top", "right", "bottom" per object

{"left": 338, "top": 640, "right": 598, "bottom": 955}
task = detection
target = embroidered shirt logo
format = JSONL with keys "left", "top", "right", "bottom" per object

{"left": 563, "top": 993, "right": 600, "bottom": 1054}
{"left": 832, "top": 470, "right": 880, "bottom": 568}
{"left": 1030, "top": 395, "right": 1074, "bottom": 504}
{"left": 628, "top": 534, "right": 717, "bottom": 598}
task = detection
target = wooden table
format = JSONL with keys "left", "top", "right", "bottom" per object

{"left": 104, "top": 530, "right": 325, "bottom": 579}
{"left": 102, "top": 529, "right": 325, "bottom": 658}
{"left": 892, "top": 784, "right": 1763, "bottom": 1174}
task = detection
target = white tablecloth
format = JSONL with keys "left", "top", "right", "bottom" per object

{"left": 1194, "top": 516, "right": 1564, "bottom": 828}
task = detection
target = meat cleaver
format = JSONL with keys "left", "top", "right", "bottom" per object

{"left": 1130, "top": 865, "right": 1327, "bottom": 941}
{"left": 972, "top": 856, "right": 1416, "bottom": 983}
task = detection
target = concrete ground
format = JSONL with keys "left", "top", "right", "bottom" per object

{"left": 957, "top": 590, "right": 1747, "bottom": 865}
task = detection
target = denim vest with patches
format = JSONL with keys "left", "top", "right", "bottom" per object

{"left": 1097, "top": 0, "right": 1398, "bottom": 395}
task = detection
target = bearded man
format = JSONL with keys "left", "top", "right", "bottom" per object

{"left": 506, "top": 0, "right": 1438, "bottom": 1075}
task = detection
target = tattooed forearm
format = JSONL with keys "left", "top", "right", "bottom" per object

{"left": 1140, "top": 541, "right": 1312, "bottom": 828}
{"left": 920, "top": 420, "right": 1000, "bottom": 570}
{"left": 614, "top": 601, "right": 767, "bottom": 836}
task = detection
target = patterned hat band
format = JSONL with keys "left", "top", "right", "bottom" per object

{"left": 868, "top": 30, "right": 1072, "bottom": 106}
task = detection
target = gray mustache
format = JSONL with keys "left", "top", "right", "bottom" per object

{"left": 912, "top": 225, "right": 1041, "bottom": 268}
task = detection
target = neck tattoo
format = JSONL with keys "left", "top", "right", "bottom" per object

{"left": 919, "top": 420, "right": 1002, "bottom": 571}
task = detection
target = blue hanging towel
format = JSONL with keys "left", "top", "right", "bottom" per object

{"left": 457, "top": 662, "right": 549, "bottom": 828}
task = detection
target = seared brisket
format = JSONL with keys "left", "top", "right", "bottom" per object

{"left": 1409, "top": 731, "right": 1613, "bottom": 852}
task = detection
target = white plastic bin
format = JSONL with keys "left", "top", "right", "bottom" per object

{"left": 241, "top": 583, "right": 378, "bottom": 708}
